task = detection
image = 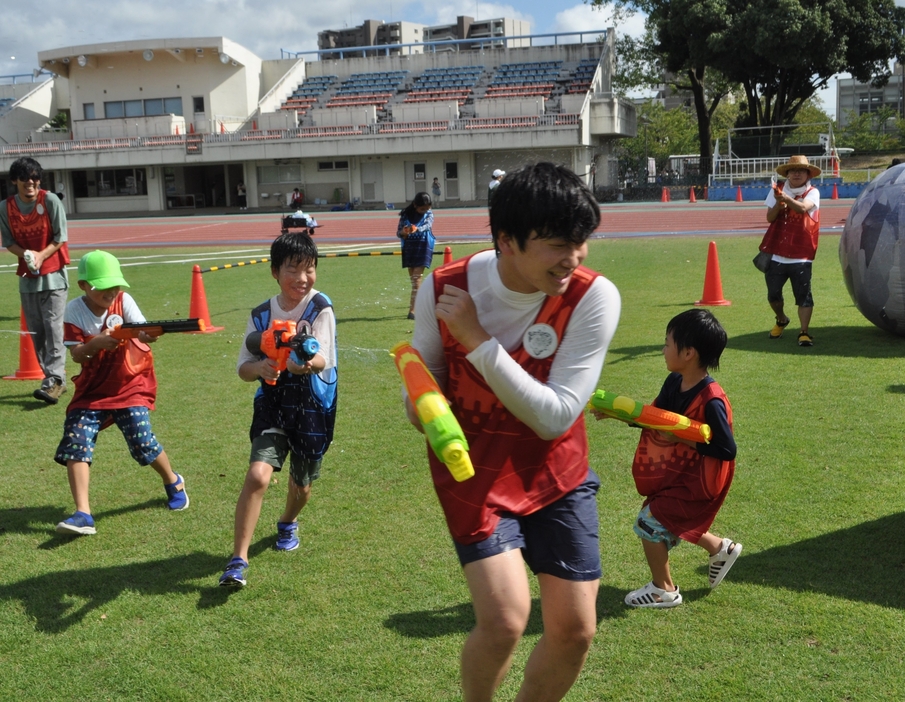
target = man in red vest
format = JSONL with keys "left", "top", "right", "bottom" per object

{"left": 1, "top": 157, "right": 70, "bottom": 403}
{"left": 404, "top": 163, "right": 621, "bottom": 701}
{"left": 760, "top": 155, "right": 821, "bottom": 347}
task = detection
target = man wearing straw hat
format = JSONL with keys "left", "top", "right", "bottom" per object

{"left": 760, "top": 155, "right": 821, "bottom": 347}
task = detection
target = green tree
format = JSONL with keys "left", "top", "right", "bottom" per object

{"left": 590, "top": 0, "right": 905, "bottom": 166}
{"left": 836, "top": 107, "right": 902, "bottom": 151}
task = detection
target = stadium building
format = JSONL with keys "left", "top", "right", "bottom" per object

{"left": 0, "top": 25, "right": 635, "bottom": 216}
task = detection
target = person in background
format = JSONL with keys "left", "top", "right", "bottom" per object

{"left": 236, "top": 182, "right": 247, "bottom": 210}
{"left": 487, "top": 168, "right": 505, "bottom": 202}
{"left": 0, "top": 156, "right": 70, "bottom": 404}
{"left": 396, "top": 192, "right": 435, "bottom": 321}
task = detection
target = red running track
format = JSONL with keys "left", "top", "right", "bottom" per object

{"left": 65, "top": 200, "right": 855, "bottom": 249}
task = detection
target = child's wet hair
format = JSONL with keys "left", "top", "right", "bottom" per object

{"left": 270, "top": 231, "right": 318, "bottom": 271}
{"left": 666, "top": 309, "right": 727, "bottom": 371}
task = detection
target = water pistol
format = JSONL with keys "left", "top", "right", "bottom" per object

{"left": 245, "top": 320, "right": 320, "bottom": 386}
{"left": 588, "top": 389, "right": 711, "bottom": 444}
{"left": 390, "top": 341, "right": 474, "bottom": 482}
{"left": 110, "top": 318, "right": 206, "bottom": 340}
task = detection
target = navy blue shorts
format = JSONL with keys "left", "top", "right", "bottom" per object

{"left": 453, "top": 469, "right": 602, "bottom": 581}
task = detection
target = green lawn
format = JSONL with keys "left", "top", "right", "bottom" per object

{"left": 1, "top": 235, "right": 902, "bottom": 700}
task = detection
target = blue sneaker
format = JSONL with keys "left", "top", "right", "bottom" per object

{"left": 275, "top": 521, "right": 299, "bottom": 551}
{"left": 219, "top": 557, "right": 248, "bottom": 588}
{"left": 164, "top": 473, "right": 189, "bottom": 511}
{"left": 55, "top": 511, "right": 96, "bottom": 535}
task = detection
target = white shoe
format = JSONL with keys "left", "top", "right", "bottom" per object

{"left": 625, "top": 581, "right": 682, "bottom": 608}
{"left": 709, "top": 538, "right": 742, "bottom": 588}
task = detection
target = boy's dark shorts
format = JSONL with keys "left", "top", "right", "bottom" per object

{"left": 765, "top": 260, "right": 813, "bottom": 307}
{"left": 453, "top": 469, "right": 601, "bottom": 581}
{"left": 251, "top": 433, "right": 321, "bottom": 487}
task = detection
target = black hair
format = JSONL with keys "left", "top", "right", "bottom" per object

{"left": 489, "top": 162, "right": 600, "bottom": 252}
{"left": 666, "top": 309, "right": 727, "bottom": 371}
{"left": 9, "top": 157, "right": 44, "bottom": 183}
{"left": 271, "top": 231, "right": 319, "bottom": 271}
{"left": 400, "top": 192, "right": 432, "bottom": 223}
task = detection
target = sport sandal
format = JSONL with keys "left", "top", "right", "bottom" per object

{"left": 624, "top": 582, "right": 683, "bottom": 608}
{"left": 709, "top": 539, "right": 742, "bottom": 588}
{"left": 769, "top": 318, "right": 790, "bottom": 339}
{"left": 797, "top": 331, "right": 814, "bottom": 347}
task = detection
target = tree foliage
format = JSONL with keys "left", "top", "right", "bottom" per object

{"left": 590, "top": 0, "right": 905, "bottom": 168}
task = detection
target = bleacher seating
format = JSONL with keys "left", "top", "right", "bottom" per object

{"left": 567, "top": 59, "right": 598, "bottom": 93}
{"left": 484, "top": 61, "right": 562, "bottom": 100}
{"left": 325, "top": 70, "right": 408, "bottom": 109}
{"left": 404, "top": 66, "right": 483, "bottom": 106}
{"left": 280, "top": 75, "right": 338, "bottom": 113}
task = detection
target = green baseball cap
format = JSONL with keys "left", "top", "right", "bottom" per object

{"left": 77, "top": 250, "right": 130, "bottom": 290}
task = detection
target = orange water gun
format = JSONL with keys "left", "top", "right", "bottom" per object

{"left": 110, "top": 318, "right": 206, "bottom": 340}
{"left": 589, "top": 389, "right": 711, "bottom": 444}
{"left": 391, "top": 341, "right": 474, "bottom": 482}
{"left": 245, "top": 320, "right": 320, "bottom": 386}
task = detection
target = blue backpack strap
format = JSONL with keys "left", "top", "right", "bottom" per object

{"left": 250, "top": 299, "right": 272, "bottom": 334}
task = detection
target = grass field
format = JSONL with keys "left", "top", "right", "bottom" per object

{"left": 1, "top": 235, "right": 903, "bottom": 701}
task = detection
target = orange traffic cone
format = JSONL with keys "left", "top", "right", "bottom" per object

{"left": 832, "top": 183, "right": 839, "bottom": 200}
{"left": 661, "top": 187, "right": 670, "bottom": 202}
{"left": 189, "top": 266, "right": 224, "bottom": 333}
{"left": 253, "top": 120, "right": 258, "bottom": 131}
{"left": 175, "top": 125, "right": 180, "bottom": 135}
{"left": 735, "top": 186, "right": 743, "bottom": 202}
{"left": 694, "top": 241, "right": 731, "bottom": 307}
{"left": 220, "top": 122, "right": 225, "bottom": 134}
{"left": 189, "top": 123, "right": 195, "bottom": 134}
{"left": 443, "top": 246, "right": 453, "bottom": 265}
{"left": 703, "top": 185, "right": 708, "bottom": 201}
{"left": 833, "top": 157, "right": 840, "bottom": 177}
{"left": 3, "top": 309, "right": 45, "bottom": 380}
{"left": 689, "top": 187, "right": 697, "bottom": 203}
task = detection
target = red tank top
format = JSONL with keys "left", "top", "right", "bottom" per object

{"left": 7, "top": 191, "right": 70, "bottom": 277}
{"left": 66, "top": 292, "right": 157, "bottom": 412}
{"left": 632, "top": 382, "right": 734, "bottom": 544}
{"left": 429, "top": 253, "right": 599, "bottom": 544}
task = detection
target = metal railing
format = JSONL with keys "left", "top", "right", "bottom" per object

{"left": 0, "top": 114, "right": 580, "bottom": 155}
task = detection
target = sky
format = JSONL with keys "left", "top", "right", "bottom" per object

{"left": 0, "top": 0, "right": 846, "bottom": 117}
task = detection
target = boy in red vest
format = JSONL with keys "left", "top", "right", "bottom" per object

{"left": 404, "top": 163, "right": 621, "bottom": 700}
{"left": 0, "top": 157, "right": 70, "bottom": 403}
{"left": 53, "top": 250, "right": 187, "bottom": 536}
{"left": 760, "top": 154, "right": 821, "bottom": 346}
{"left": 599, "top": 309, "right": 741, "bottom": 608}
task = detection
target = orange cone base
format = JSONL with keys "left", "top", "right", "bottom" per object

{"left": 3, "top": 309, "right": 45, "bottom": 380}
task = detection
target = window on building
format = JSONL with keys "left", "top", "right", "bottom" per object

{"left": 193, "top": 96, "right": 204, "bottom": 113}
{"left": 317, "top": 160, "right": 349, "bottom": 171}
{"left": 257, "top": 164, "right": 302, "bottom": 183}
{"left": 144, "top": 98, "right": 164, "bottom": 116}
{"left": 71, "top": 168, "right": 148, "bottom": 197}
{"left": 164, "top": 97, "right": 183, "bottom": 115}
{"left": 83, "top": 103, "right": 95, "bottom": 120}
{"left": 124, "top": 100, "right": 143, "bottom": 117}
{"left": 104, "top": 101, "right": 125, "bottom": 119}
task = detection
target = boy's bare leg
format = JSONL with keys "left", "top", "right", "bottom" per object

{"left": 515, "top": 574, "right": 598, "bottom": 702}
{"left": 461, "top": 550, "right": 532, "bottom": 702}
{"left": 66, "top": 460, "right": 91, "bottom": 514}
{"left": 232, "top": 461, "right": 274, "bottom": 561}
{"left": 278, "top": 474, "right": 311, "bottom": 524}
{"left": 697, "top": 531, "right": 724, "bottom": 556}
{"left": 148, "top": 451, "right": 181, "bottom": 489}
{"left": 642, "top": 539, "right": 676, "bottom": 591}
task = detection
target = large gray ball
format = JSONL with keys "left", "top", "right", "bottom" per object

{"left": 839, "top": 164, "right": 905, "bottom": 336}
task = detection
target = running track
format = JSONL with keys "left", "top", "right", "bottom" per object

{"left": 64, "top": 200, "right": 856, "bottom": 249}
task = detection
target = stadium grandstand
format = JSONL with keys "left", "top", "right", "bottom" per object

{"left": 0, "top": 26, "right": 636, "bottom": 215}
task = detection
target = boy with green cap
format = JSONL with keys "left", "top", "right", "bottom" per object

{"left": 53, "top": 250, "right": 188, "bottom": 535}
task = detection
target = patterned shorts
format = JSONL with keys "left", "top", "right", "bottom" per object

{"left": 633, "top": 504, "right": 680, "bottom": 551}
{"left": 54, "top": 406, "right": 163, "bottom": 467}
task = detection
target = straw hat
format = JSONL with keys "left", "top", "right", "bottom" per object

{"left": 776, "top": 155, "right": 821, "bottom": 178}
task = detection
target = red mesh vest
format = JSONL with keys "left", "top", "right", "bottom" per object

{"left": 7, "top": 190, "right": 70, "bottom": 277}
{"left": 429, "top": 253, "right": 598, "bottom": 544}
